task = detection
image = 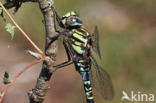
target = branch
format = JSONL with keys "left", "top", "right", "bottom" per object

{"left": 27, "top": 50, "right": 42, "bottom": 59}
{"left": 1, "top": 0, "right": 58, "bottom": 102}
{"left": 28, "top": 0, "right": 58, "bottom": 102}
{"left": 27, "top": 50, "right": 53, "bottom": 66}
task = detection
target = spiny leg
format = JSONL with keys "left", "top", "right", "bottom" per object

{"left": 53, "top": 40, "right": 73, "bottom": 68}
{"left": 51, "top": 6, "right": 63, "bottom": 32}
{"left": 54, "top": 62, "right": 73, "bottom": 69}
{"left": 53, "top": 38, "right": 76, "bottom": 69}
{"left": 46, "top": 31, "right": 69, "bottom": 50}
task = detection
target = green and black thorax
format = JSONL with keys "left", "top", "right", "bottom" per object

{"left": 65, "top": 28, "right": 92, "bottom": 57}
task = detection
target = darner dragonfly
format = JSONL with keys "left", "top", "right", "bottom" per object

{"left": 49, "top": 7, "right": 114, "bottom": 103}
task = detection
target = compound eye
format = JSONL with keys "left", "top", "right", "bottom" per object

{"left": 72, "top": 18, "right": 76, "bottom": 22}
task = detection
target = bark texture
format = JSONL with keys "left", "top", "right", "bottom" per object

{"left": 28, "top": 0, "right": 57, "bottom": 102}
{"left": 4, "top": 0, "right": 57, "bottom": 103}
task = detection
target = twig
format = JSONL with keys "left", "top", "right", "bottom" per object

{"left": 0, "top": 2, "right": 45, "bottom": 58}
{"left": 27, "top": 50, "right": 42, "bottom": 59}
{"left": 0, "top": 59, "right": 42, "bottom": 103}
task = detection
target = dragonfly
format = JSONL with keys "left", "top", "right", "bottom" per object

{"left": 48, "top": 7, "right": 114, "bottom": 103}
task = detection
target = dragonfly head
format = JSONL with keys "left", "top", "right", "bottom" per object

{"left": 60, "top": 11, "right": 83, "bottom": 29}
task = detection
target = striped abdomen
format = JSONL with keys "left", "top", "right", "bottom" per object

{"left": 80, "top": 71, "right": 94, "bottom": 103}
{"left": 75, "top": 59, "right": 94, "bottom": 103}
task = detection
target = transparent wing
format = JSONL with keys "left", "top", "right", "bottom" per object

{"left": 89, "top": 56, "right": 114, "bottom": 100}
{"left": 92, "top": 26, "right": 101, "bottom": 59}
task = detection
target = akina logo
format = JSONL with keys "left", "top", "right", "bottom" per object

{"left": 121, "top": 91, "right": 154, "bottom": 102}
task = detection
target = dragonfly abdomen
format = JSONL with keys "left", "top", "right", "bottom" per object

{"left": 76, "top": 60, "right": 94, "bottom": 103}
{"left": 80, "top": 70, "right": 94, "bottom": 103}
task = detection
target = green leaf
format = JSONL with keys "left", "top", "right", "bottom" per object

{"left": 3, "top": 71, "right": 11, "bottom": 85}
{"left": 5, "top": 23, "right": 16, "bottom": 40}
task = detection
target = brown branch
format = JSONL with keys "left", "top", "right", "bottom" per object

{"left": 28, "top": 0, "right": 58, "bottom": 103}
{"left": 2, "top": 0, "right": 57, "bottom": 102}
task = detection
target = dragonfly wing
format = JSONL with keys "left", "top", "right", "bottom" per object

{"left": 88, "top": 67, "right": 95, "bottom": 87}
{"left": 92, "top": 26, "right": 101, "bottom": 59}
{"left": 90, "top": 56, "right": 114, "bottom": 100}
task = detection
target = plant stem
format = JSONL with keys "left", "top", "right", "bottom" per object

{"left": 0, "top": 2, "right": 45, "bottom": 58}
{"left": 0, "top": 59, "right": 42, "bottom": 103}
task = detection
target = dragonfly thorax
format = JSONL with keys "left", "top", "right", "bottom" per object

{"left": 66, "top": 28, "right": 91, "bottom": 57}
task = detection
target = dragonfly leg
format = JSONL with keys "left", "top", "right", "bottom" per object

{"left": 46, "top": 31, "right": 69, "bottom": 50}
{"left": 54, "top": 62, "right": 73, "bottom": 69}
{"left": 51, "top": 6, "right": 63, "bottom": 32}
{"left": 53, "top": 38, "right": 76, "bottom": 69}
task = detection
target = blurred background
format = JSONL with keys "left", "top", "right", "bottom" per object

{"left": 0, "top": 0, "right": 156, "bottom": 103}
